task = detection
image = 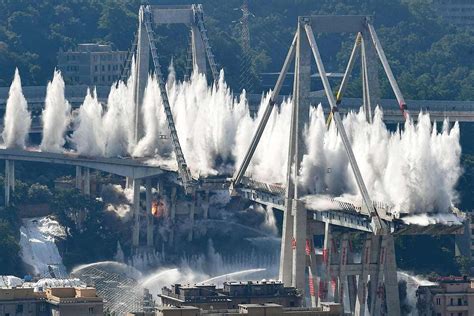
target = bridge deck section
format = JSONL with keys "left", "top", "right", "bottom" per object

{"left": 0, "top": 148, "right": 167, "bottom": 179}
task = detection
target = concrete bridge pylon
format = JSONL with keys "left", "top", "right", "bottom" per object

{"left": 229, "top": 15, "right": 410, "bottom": 315}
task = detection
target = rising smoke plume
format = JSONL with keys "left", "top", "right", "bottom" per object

{"left": 71, "top": 89, "right": 105, "bottom": 156}
{"left": 40, "top": 70, "right": 71, "bottom": 153}
{"left": 6, "top": 65, "right": 462, "bottom": 214}
{"left": 2, "top": 68, "right": 31, "bottom": 148}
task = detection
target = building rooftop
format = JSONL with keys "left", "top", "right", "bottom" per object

{"left": 76, "top": 43, "right": 113, "bottom": 53}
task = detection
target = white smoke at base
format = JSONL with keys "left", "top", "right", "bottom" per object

{"left": 401, "top": 213, "right": 463, "bottom": 226}
{"left": 71, "top": 89, "right": 105, "bottom": 156}
{"left": 254, "top": 205, "right": 278, "bottom": 236}
{"left": 299, "top": 106, "right": 461, "bottom": 215}
{"left": 102, "top": 81, "right": 132, "bottom": 157}
{"left": 2, "top": 68, "right": 31, "bottom": 149}
{"left": 40, "top": 70, "right": 71, "bottom": 153}
{"left": 133, "top": 74, "right": 171, "bottom": 158}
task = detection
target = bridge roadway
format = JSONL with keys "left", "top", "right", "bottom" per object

{"left": 247, "top": 93, "right": 474, "bottom": 122}
{"left": 0, "top": 148, "right": 167, "bottom": 179}
{"left": 0, "top": 85, "right": 472, "bottom": 123}
{"left": 0, "top": 148, "right": 464, "bottom": 237}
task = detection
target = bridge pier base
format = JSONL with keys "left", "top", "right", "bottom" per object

{"left": 306, "top": 227, "right": 400, "bottom": 316}
{"left": 4, "top": 160, "right": 15, "bottom": 206}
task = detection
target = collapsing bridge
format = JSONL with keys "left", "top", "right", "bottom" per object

{"left": 228, "top": 15, "right": 464, "bottom": 316}
{"left": 0, "top": 6, "right": 465, "bottom": 315}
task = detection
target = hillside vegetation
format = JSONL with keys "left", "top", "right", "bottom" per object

{"left": 0, "top": 0, "right": 471, "bottom": 100}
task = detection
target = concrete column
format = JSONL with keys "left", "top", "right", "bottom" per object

{"left": 126, "top": 176, "right": 133, "bottom": 189}
{"left": 133, "top": 7, "right": 150, "bottom": 144}
{"left": 355, "top": 237, "right": 372, "bottom": 316}
{"left": 307, "top": 237, "right": 319, "bottom": 308}
{"left": 191, "top": 24, "right": 207, "bottom": 75}
{"left": 75, "top": 166, "right": 82, "bottom": 190}
{"left": 169, "top": 186, "right": 177, "bottom": 244}
{"left": 145, "top": 178, "right": 154, "bottom": 248}
{"left": 362, "top": 26, "right": 381, "bottom": 114}
{"left": 336, "top": 235, "right": 350, "bottom": 308}
{"left": 279, "top": 199, "right": 294, "bottom": 286}
{"left": 9, "top": 160, "right": 14, "bottom": 193}
{"left": 320, "top": 222, "right": 332, "bottom": 304}
{"left": 369, "top": 235, "right": 383, "bottom": 315}
{"left": 83, "top": 168, "right": 91, "bottom": 195}
{"left": 132, "top": 179, "right": 141, "bottom": 248}
{"left": 202, "top": 191, "right": 209, "bottom": 219}
{"left": 383, "top": 235, "right": 401, "bottom": 316}
{"left": 170, "top": 187, "right": 177, "bottom": 220}
{"left": 188, "top": 194, "right": 195, "bottom": 242}
{"left": 347, "top": 238, "right": 358, "bottom": 314}
{"left": 361, "top": 41, "right": 370, "bottom": 122}
{"left": 4, "top": 160, "right": 10, "bottom": 207}
{"left": 156, "top": 180, "right": 163, "bottom": 195}
{"left": 280, "top": 25, "right": 301, "bottom": 287}
{"left": 280, "top": 21, "right": 311, "bottom": 290}
{"left": 292, "top": 20, "right": 311, "bottom": 292}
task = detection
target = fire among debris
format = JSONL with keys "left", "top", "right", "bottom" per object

{"left": 151, "top": 199, "right": 167, "bottom": 218}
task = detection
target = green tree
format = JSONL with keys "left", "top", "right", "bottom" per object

{"left": 27, "top": 183, "right": 53, "bottom": 203}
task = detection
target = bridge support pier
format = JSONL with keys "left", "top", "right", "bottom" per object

{"left": 202, "top": 191, "right": 209, "bottom": 219}
{"left": 145, "top": 178, "right": 154, "bottom": 247}
{"left": 307, "top": 228, "right": 400, "bottom": 316}
{"left": 188, "top": 194, "right": 196, "bottom": 242}
{"left": 83, "top": 168, "right": 90, "bottom": 195}
{"left": 4, "top": 160, "right": 15, "bottom": 206}
{"left": 132, "top": 179, "right": 141, "bottom": 248}
{"left": 280, "top": 19, "right": 311, "bottom": 292}
{"left": 75, "top": 166, "right": 91, "bottom": 195}
{"left": 133, "top": 6, "right": 150, "bottom": 144}
{"left": 75, "top": 166, "right": 82, "bottom": 190}
{"left": 191, "top": 24, "right": 207, "bottom": 75}
{"left": 169, "top": 186, "right": 177, "bottom": 244}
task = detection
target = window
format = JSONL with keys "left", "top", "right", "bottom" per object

{"left": 94, "top": 76, "right": 98, "bottom": 83}
{"left": 450, "top": 298, "right": 454, "bottom": 305}
{"left": 458, "top": 298, "right": 462, "bottom": 305}
{"left": 436, "top": 297, "right": 441, "bottom": 305}
{"left": 16, "top": 304, "right": 23, "bottom": 312}
{"left": 102, "top": 65, "right": 105, "bottom": 71}
{"left": 88, "top": 307, "right": 94, "bottom": 314}
{"left": 95, "top": 65, "right": 98, "bottom": 72}
{"left": 108, "top": 64, "right": 111, "bottom": 71}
